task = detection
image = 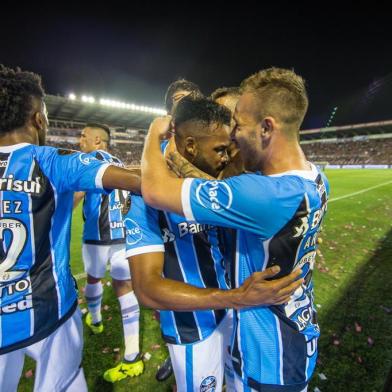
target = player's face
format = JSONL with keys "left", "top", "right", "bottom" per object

{"left": 232, "top": 93, "right": 264, "bottom": 171}
{"left": 79, "top": 128, "right": 96, "bottom": 153}
{"left": 193, "top": 124, "right": 231, "bottom": 177}
{"left": 215, "top": 95, "right": 240, "bottom": 159}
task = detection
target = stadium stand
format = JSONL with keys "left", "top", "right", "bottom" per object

{"left": 45, "top": 94, "right": 392, "bottom": 167}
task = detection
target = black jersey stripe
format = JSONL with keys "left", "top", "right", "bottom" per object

{"left": 29, "top": 159, "right": 59, "bottom": 335}
{"left": 159, "top": 211, "right": 200, "bottom": 344}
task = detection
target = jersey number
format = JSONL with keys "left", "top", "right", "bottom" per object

{"left": 0, "top": 218, "right": 28, "bottom": 283}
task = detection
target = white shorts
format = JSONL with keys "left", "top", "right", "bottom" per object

{"left": 82, "top": 243, "right": 131, "bottom": 280}
{"left": 0, "top": 309, "right": 87, "bottom": 392}
{"left": 168, "top": 312, "right": 234, "bottom": 392}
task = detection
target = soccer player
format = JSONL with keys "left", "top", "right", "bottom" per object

{"left": 141, "top": 67, "right": 329, "bottom": 392}
{"left": 156, "top": 77, "right": 204, "bottom": 382}
{"left": 164, "top": 78, "right": 203, "bottom": 115}
{"left": 125, "top": 96, "right": 303, "bottom": 392}
{"left": 0, "top": 64, "right": 140, "bottom": 391}
{"left": 211, "top": 86, "right": 244, "bottom": 178}
{"left": 77, "top": 123, "right": 143, "bottom": 382}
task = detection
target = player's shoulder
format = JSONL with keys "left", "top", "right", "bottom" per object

{"left": 95, "top": 150, "right": 123, "bottom": 166}
{"left": 223, "top": 171, "right": 306, "bottom": 195}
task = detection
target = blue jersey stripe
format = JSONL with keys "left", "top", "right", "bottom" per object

{"left": 186, "top": 345, "right": 194, "bottom": 392}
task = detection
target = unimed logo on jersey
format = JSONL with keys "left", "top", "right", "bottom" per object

{"left": 200, "top": 376, "right": 217, "bottom": 392}
{"left": 124, "top": 218, "right": 143, "bottom": 245}
{"left": 195, "top": 180, "right": 233, "bottom": 211}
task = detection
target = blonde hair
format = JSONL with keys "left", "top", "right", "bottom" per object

{"left": 240, "top": 67, "right": 308, "bottom": 130}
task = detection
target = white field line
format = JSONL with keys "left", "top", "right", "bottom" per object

{"left": 329, "top": 180, "right": 392, "bottom": 203}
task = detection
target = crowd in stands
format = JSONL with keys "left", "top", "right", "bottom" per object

{"left": 301, "top": 138, "right": 392, "bottom": 165}
{"left": 45, "top": 140, "right": 144, "bottom": 166}
{"left": 46, "top": 137, "right": 392, "bottom": 166}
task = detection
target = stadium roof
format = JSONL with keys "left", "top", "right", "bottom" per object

{"left": 46, "top": 94, "right": 165, "bottom": 129}
{"left": 300, "top": 120, "right": 392, "bottom": 141}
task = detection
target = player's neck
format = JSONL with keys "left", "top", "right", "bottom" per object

{"left": 91, "top": 146, "right": 108, "bottom": 153}
{"left": 261, "top": 142, "right": 310, "bottom": 175}
{"left": 0, "top": 127, "right": 38, "bottom": 147}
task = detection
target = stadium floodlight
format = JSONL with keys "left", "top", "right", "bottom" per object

{"left": 68, "top": 93, "right": 76, "bottom": 100}
{"left": 78, "top": 95, "right": 167, "bottom": 115}
{"left": 81, "top": 95, "right": 95, "bottom": 104}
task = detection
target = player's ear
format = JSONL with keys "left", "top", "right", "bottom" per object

{"left": 185, "top": 136, "right": 197, "bottom": 158}
{"left": 260, "top": 117, "right": 274, "bottom": 136}
{"left": 33, "top": 111, "right": 45, "bottom": 131}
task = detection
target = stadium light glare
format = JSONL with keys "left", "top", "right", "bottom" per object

{"left": 81, "top": 95, "right": 95, "bottom": 104}
{"left": 68, "top": 93, "right": 76, "bottom": 100}
{"left": 79, "top": 95, "right": 166, "bottom": 115}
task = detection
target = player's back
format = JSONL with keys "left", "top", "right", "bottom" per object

{"left": 0, "top": 143, "right": 108, "bottom": 354}
{"left": 83, "top": 150, "right": 127, "bottom": 245}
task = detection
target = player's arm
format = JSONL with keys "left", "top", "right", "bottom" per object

{"left": 40, "top": 147, "right": 142, "bottom": 195}
{"left": 102, "top": 166, "right": 141, "bottom": 194}
{"left": 130, "top": 252, "right": 303, "bottom": 311}
{"left": 73, "top": 191, "right": 85, "bottom": 209}
{"left": 141, "top": 116, "right": 186, "bottom": 215}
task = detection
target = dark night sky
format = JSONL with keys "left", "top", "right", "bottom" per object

{"left": 1, "top": 3, "right": 391, "bottom": 129}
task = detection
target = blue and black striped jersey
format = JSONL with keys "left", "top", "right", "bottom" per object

{"left": 0, "top": 143, "right": 109, "bottom": 354}
{"left": 82, "top": 150, "right": 128, "bottom": 245}
{"left": 181, "top": 164, "right": 329, "bottom": 391}
{"left": 124, "top": 194, "right": 230, "bottom": 345}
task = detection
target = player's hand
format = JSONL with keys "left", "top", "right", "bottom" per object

{"left": 167, "top": 151, "right": 215, "bottom": 180}
{"left": 235, "top": 266, "right": 304, "bottom": 309}
{"left": 148, "top": 116, "right": 173, "bottom": 140}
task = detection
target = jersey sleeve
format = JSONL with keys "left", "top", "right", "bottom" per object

{"left": 124, "top": 194, "right": 164, "bottom": 258}
{"left": 181, "top": 174, "right": 305, "bottom": 239}
{"left": 36, "top": 147, "right": 111, "bottom": 193}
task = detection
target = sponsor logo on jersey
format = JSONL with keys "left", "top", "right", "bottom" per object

{"left": 0, "top": 175, "right": 42, "bottom": 194}
{"left": 200, "top": 376, "right": 217, "bottom": 392}
{"left": 195, "top": 180, "right": 233, "bottom": 211}
{"left": 162, "top": 228, "right": 175, "bottom": 243}
{"left": 177, "top": 222, "right": 211, "bottom": 237}
{"left": 0, "top": 295, "right": 33, "bottom": 315}
{"left": 109, "top": 202, "right": 124, "bottom": 211}
{"left": 124, "top": 218, "right": 143, "bottom": 245}
{"left": 110, "top": 221, "right": 125, "bottom": 229}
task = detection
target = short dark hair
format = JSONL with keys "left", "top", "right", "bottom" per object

{"left": 0, "top": 64, "right": 45, "bottom": 134}
{"left": 164, "top": 78, "right": 203, "bottom": 113}
{"left": 173, "top": 96, "right": 231, "bottom": 131}
{"left": 85, "top": 122, "right": 111, "bottom": 139}
{"left": 210, "top": 86, "right": 241, "bottom": 102}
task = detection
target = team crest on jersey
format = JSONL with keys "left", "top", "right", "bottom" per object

{"left": 124, "top": 218, "right": 143, "bottom": 245}
{"left": 200, "top": 376, "right": 216, "bottom": 392}
{"left": 195, "top": 180, "right": 233, "bottom": 211}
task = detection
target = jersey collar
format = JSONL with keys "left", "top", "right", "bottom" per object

{"left": 0, "top": 143, "right": 31, "bottom": 152}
